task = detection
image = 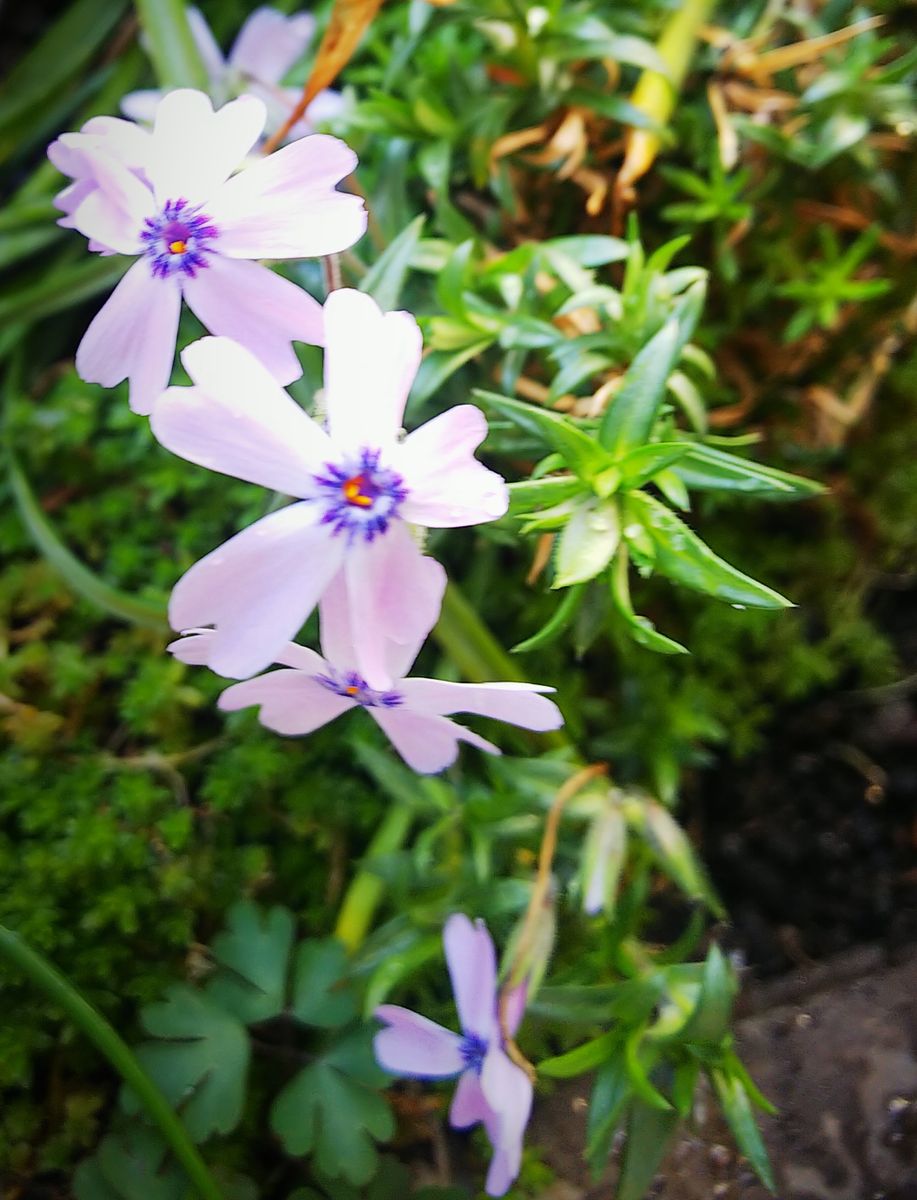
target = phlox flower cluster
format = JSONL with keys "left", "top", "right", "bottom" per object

{"left": 49, "top": 70, "right": 556, "bottom": 1192}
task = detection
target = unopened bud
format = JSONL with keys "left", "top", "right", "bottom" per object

{"left": 581, "top": 792, "right": 628, "bottom": 917}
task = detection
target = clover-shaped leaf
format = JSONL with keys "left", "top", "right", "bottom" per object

{"left": 73, "top": 1129, "right": 185, "bottom": 1200}
{"left": 271, "top": 1027, "right": 394, "bottom": 1185}
{"left": 128, "top": 984, "right": 250, "bottom": 1141}
{"left": 207, "top": 900, "right": 295, "bottom": 1023}
{"left": 292, "top": 938, "right": 359, "bottom": 1029}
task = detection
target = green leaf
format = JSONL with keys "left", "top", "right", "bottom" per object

{"left": 361, "top": 215, "right": 426, "bottom": 312}
{"left": 678, "top": 945, "right": 735, "bottom": 1044}
{"left": 598, "top": 280, "right": 705, "bottom": 455}
{"left": 586, "top": 1057, "right": 632, "bottom": 1178}
{"left": 629, "top": 492, "right": 792, "bottom": 609}
{"left": 0, "top": 0, "right": 127, "bottom": 135}
{"left": 543, "top": 235, "right": 630, "bottom": 267}
{"left": 363, "top": 936, "right": 440, "bottom": 1015}
{"left": 508, "top": 475, "right": 584, "bottom": 515}
{"left": 554, "top": 499, "right": 620, "bottom": 587}
{"left": 609, "top": 551, "right": 688, "bottom": 656}
{"left": 73, "top": 1129, "right": 184, "bottom": 1200}
{"left": 206, "top": 901, "right": 295, "bottom": 1024}
{"left": 271, "top": 1058, "right": 394, "bottom": 1185}
{"left": 623, "top": 1029, "right": 671, "bottom": 1110}
{"left": 8, "top": 451, "right": 169, "bottom": 631}
{"left": 435, "top": 238, "right": 477, "bottom": 316}
{"left": 292, "top": 939, "right": 359, "bottom": 1028}
{"left": 539, "top": 1031, "right": 618, "bottom": 1079}
{"left": 475, "top": 388, "right": 610, "bottom": 481}
{"left": 616, "top": 442, "right": 693, "bottom": 488}
{"left": 710, "top": 1069, "right": 776, "bottom": 1191}
{"left": 132, "top": 985, "right": 250, "bottom": 1141}
{"left": 625, "top": 798, "right": 724, "bottom": 916}
{"left": 410, "top": 339, "right": 492, "bottom": 406}
{"left": 511, "top": 584, "right": 585, "bottom": 654}
{"left": 0, "top": 255, "right": 129, "bottom": 328}
{"left": 615, "top": 1098, "right": 679, "bottom": 1200}
{"left": 134, "top": 0, "right": 210, "bottom": 89}
{"left": 672, "top": 444, "right": 826, "bottom": 500}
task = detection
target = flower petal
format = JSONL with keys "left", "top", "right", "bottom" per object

{"left": 371, "top": 709, "right": 498, "bottom": 775}
{"left": 443, "top": 913, "right": 497, "bottom": 1042}
{"left": 229, "top": 9, "right": 315, "bottom": 83}
{"left": 65, "top": 147, "right": 154, "bottom": 253}
{"left": 76, "top": 259, "right": 181, "bottom": 415}
{"left": 343, "top": 522, "right": 446, "bottom": 688}
{"left": 374, "top": 1006, "right": 464, "bottom": 1078}
{"left": 187, "top": 6, "right": 227, "bottom": 80}
{"left": 120, "top": 88, "right": 166, "bottom": 125}
{"left": 450, "top": 1070, "right": 493, "bottom": 1130}
{"left": 151, "top": 336, "right": 332, "bottom": 493}
{"left": 218, "top": 668, "right": 353, "bottom": 734}
{"left": 167, "top": 628, "right": 326, "bottom": 677}
{"left": 207, "top": 134, "right": 366, "bottom": 259}
{"left": 395, "top": 406, "right": 508, "bottom": 528}
{"left": 148, "top": 90, "right": 265, "bottom": 206}
{"left": 182, "top": 256, "right": 323, "bottom": 384}
{"left": 168, "top": 503, "right": 344, "bottom": 678}
{"left": 322, "top": 289, "right": 422, "bottom": 453}
{"left": 480, "top": 1047, "right": 534, "bottom": 1197}
{"left": 398, "top": 679, "right": 562, "bottom": 732}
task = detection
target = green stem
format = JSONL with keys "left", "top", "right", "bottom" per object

{"left": 0, "top": 926, "right": 223, "bottom": 1200}
{"left": 335, "top": 805, "right": 414, "bottom": 952}
{"left": 134, "top": 0, "right": 210, "bottom": 90}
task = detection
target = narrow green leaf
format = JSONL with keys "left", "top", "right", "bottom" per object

{"left": 678, "top": 945, "right": 736, "bottom": 1044}
{"left": 629, "top": 492, "right": 792, "bottom": 609}
{"left": 474, "top": 388, "right": 610, "bottom": 481}
{"left": 435, "top": 238, "right": 476, "bottom": 316}
{"left": 598, "top": 320, "right": 680, "bottom": 455}
{"left": 0, "top": 256, "right": 129, "bottom": 328}
{"left": 0, "top": 0, "right": 127, "bottom": 134}
{"left": 8, "top": 452, "right": 169, "bottom": 632}
{"left": 616, "top": 1098, "right": 679, "bottom": 1200}
{"left": 410, "top": 339, "right": 492, "bottom": 406}
{"left": 134, "top": 0, "right": 210, "bottom": 89}
{"left": 672, "top": 443, "right": 826, "bottom": 500}
{"left": 710, "top": 1069, "right": 777, "bottom": 1191}
{"left": 586, "top": 1057, "right": 632, "bottom": 1178}
{"left": 361, "top": 215, "right": 426, "bottom": 312}
{"left": 508, "top": 475, "right": 584, "bottom": 515}
{"left": 624, "top": 1029, "right": 671, "bottom": 1111}
{"left": 609, "top": 550, "right": 688, "bottom": 656}
{"left": 626, "top": 798, "right": 724, "bottom": 916}
{"left": 616, "top": 442, "right": 692, "bottom": 488}
{"left": 511, "top": 584, "right": 585, "bottom": 654}
{"left": 539, "top": 1032, "right": 619, "bottom": 1079}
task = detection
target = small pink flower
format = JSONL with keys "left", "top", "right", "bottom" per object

{"left": 374, "top": 915, "right": 533, "bottom": 1195}
{"left": 152, "top": 289, "right": 509, "bottom": 684}
{"left": 168, "top": 597, "right": 561, "bottom": 773}
{"left": 48, "top": 89, "right": 366, "bottom": 414}
{"left": 122, "top": 7, "right": 346, "bottom": 140}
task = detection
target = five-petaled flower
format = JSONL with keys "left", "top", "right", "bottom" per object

{"left": 374, "top": 914, "right": 533, "bottom": 1196}
{"left": 151, "top": 288, "right": 509, "bottom": 683}
{"left": 168, "top": 586, "right": 562, "bottom": 773}
{"left": 48, "top": 88, "right": 366, "bottom": 413}
{"left": 122, "top": 7, "right": 345, "bottom": 141}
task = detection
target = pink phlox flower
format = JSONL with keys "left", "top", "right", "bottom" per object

{"left": 48, "top": 88, "right": 366, "bottom": 414}
{"left": 151, "top": 288, "right": 509, "bottom": 685}
{"left": 122, "top": 8, "right": 346, "bottom": 141}
{"left": 373, "top": 914, "right": 533, "bottom": 1195}
{"left": 168, "top": 594, "right": 561, "bottom": 773}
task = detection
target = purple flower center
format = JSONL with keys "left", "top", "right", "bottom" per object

{"left": 140, "top": 198, "right": 218, "bottom": 279}
{"left": 459, "top": 1033, "right": 488, "bottom": 1074}
{"left": 315, "top": 669, "right": 404, "bottom": 709}
{"left": 313, "top": 448, "right": 407, "bottom": 544}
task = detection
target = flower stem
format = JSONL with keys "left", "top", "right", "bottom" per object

{"left": 0, "top": 925, "right": 223, "bottom": 1200}
{"left": 334, "top": 805, "right": 414, "bottom": 951}
{"left": 616, "top": 0, "right": 718, "bottom": 208}
{"left": 134, "top": 0, "right": 210, "bottom": 90}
